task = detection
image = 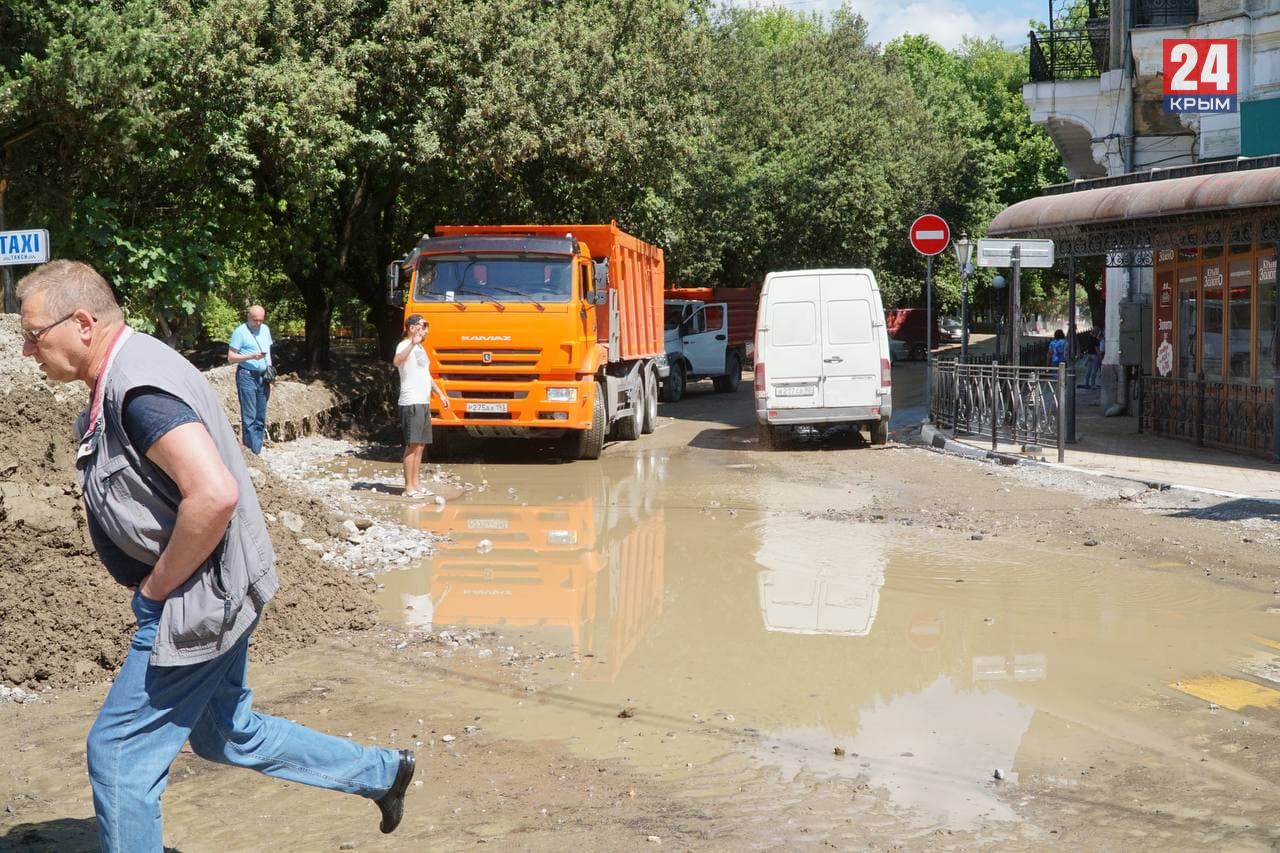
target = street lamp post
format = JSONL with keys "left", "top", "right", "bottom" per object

{"left": 954, "top": 232, "right": 973, "bottom": 361}
{"left": 992, "top": 274, "right": 1007, "bottom": 362}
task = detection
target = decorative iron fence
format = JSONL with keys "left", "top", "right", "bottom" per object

{"left": 1143, "top": 376, "right": 1273, "bottom": 456}
{"left": 931, "top": 360, "right": 1069, "bottom": 461}
{"left": 1132, "top": 0, "right": 1197, "bottom": 27}
{"left": 1029, "top": 24, "right": 1110, "bottom": 83}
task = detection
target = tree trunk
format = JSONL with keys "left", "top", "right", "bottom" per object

{"left": 298, "top": 275, "right": 333, "bottom": 371}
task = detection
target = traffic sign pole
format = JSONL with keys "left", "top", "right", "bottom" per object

{"left": 926, "top": 253, "right": 933, "bottom": 422}
{"left": 0, "top": 181, "right": 12, "bottom": 314}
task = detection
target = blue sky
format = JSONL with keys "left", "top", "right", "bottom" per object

{"left": 724, "top": 1, "right": 1047, "bottom": 50}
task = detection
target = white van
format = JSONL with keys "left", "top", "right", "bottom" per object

{"left": 753, "top": 269, "right": 893, "bottom": 446}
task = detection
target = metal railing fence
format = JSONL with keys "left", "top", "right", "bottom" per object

{"left": 930, "top": 360, "right": 1070, "bottom": 462}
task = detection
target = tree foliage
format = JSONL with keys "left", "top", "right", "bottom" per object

{"left": 0, "top": 1, "right": 1066, "bottom": 358}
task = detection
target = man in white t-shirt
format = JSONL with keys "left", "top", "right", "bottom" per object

{"left": 392, "top": 315, "right": 448, "bottom": 498}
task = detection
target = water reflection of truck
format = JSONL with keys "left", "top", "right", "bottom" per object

{"left": 386, "top": 224, "right": 665, "bottom": 460}
{"left": 409, "top": 495, "right": 664, "bottom": 679}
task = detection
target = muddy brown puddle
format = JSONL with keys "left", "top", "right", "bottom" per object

{"left": 333, "top": 447, "right": 1280, "bottom": 842}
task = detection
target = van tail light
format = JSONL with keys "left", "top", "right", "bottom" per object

{"left": 754, "top": 362, "right": 766, "bottom": 395}
{"left": 881, "top": 358, "right": 892, "bottom": 388}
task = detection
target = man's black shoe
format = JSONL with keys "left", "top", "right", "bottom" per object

{"left": 375, "top": 749, "right": 416, "bottom": 834}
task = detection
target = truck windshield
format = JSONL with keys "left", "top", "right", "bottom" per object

{"left": 414, "top": 255, "right": 573, "bottom": 304}
{"left": 664, "top": 304, "right": 686, "bottom": 330}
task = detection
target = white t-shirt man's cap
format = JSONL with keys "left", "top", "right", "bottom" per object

{"left": 396, "top": 339, "right": 432, "bottom": 406}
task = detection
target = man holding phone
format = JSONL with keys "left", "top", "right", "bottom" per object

{"left": 227, "top": 305, "right": 274, "bottom": 454}
{"left": 393, "top": 315, "right": 448, "bottom": 498}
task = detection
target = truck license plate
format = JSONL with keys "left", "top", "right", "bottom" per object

{"left": 467, "top": 518, "right": 509, "bottom": 530}
{"left": 465, "top": 402, "right": 508, "bottom": 414}
{"left": 775, "top": 385, "right": 815, "bottom": 397}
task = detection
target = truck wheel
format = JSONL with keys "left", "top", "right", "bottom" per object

{"left": 661, "top": 362, "right": 685, "bottom": 403}
{"left": 713, "top": 354, "right": 742, "bottom": 393}
{"left": 870, "top": 418, "right": 889, "bottom": 446}
{"left": 613, "top": 376, "right": 643, "bottom": 441}
{"left": 910, "top": 342, "right": 927, "bottom": 361}
{"left": 566, "top": 383, "right": 606, "bottom": 460}
{"left": 641, "top": 368, "right": 658, "bottom": 434}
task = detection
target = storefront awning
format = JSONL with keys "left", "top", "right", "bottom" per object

{"left": 989, "top": 165, "right": 1280, "bottom": 238}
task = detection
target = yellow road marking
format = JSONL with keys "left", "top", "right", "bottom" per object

{"left": 1172, "top": 675, "right": 1280, "bottom": 711}
{"left": 1251, "top": 635, "right": 1280, "bottom": 653}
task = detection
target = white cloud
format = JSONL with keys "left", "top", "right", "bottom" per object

{"left": 726, "top": 1, "right": 1039, "bottom": 50}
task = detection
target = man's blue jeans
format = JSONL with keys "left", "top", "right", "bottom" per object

{"left": 87, "top": 591, "right": 400, "bottom": 852}
{"left": 236, "top": 367, "right": 270, "bottom": 454}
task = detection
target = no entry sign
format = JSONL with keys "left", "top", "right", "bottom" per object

{"left": 909, "top": 215, "right": 950, "bottom": 256}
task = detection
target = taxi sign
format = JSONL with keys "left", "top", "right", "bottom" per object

{"left": 0, "top": 229, "right": 50, "bottom": 266}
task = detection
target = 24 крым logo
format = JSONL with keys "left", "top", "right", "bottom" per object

{"left": 1163, "top": 39, "right": 1238, "bottom": 114}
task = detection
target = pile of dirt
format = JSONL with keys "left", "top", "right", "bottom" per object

{"left": 0, "top": 316, "right": 385, "bottom": 689}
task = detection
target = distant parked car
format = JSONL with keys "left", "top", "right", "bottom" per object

{"left": 940, "top": 316, "right": 963, "bottom": 344}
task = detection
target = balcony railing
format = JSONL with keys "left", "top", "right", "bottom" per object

{"left": 1133, "top": 0, "right": 1198, "bottom": 27}
{"left": 1029, "top": 22, "right": 1111, "bottom": 83}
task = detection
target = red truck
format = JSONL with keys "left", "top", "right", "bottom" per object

{"left": 884, "top": 308, "right": 942, "bottom": 361}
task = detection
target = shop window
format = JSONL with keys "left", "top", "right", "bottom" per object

{"left": 1203, "top": 245, "right": 1224, "bottom": 260}
{"left": 1260, "top": 253, "right": 1278, "bottom": 386}
{"left": 1228, "top": 261, "right": 1251, "bottom": 382}
{"left": 1201, "top": 264, "right": 1224, "bottom": 380}
{"left": 1178, "top": 266, "right": 1198, "bottom": 379}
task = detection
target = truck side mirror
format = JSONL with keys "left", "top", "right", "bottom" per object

{"left": 590, "top": 289, "right": 609, "bottom": 306}
{"left": 386, "top": 259, "right": 405, "bottom": 307}
{"left": 592, "top": 259, "right": 610, "bottom": 289}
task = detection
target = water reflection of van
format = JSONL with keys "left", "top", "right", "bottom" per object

{"left": 414, "top": 499, "right": 664, "bottom": 678}
{"left": 754, "top": 515, "right": 885, "bottom": 637}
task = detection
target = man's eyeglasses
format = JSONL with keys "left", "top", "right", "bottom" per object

{"left": 22, "top": 313, "right": 77, "bottom": 346}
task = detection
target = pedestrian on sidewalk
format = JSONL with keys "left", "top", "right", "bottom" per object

{"left": 1048, "top": 329, "right": 1068, "bottom": 367}
{"left": 17, "top": 261, "right": 416, "bottom": 852}
{"left": 393, "top": 314, "right": 449, "bottom": 498}
{"left": 227, "top": 304, "right": 274, "bottom": 454}
{"left": 1084, "top": 331, "right": 1103, "bottom": 389}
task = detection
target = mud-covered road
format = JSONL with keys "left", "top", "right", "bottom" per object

{"left": 6, "top": 364, "right": 1280, "bottom": 851}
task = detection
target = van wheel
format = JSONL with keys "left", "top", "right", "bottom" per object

{"left": 613, "top": 376, "right": 643, "bottom": 441}
{"left": 870, "top": 418, "right": 889, "bottom": 446}
{"left": 641, "top": 368, "right": 658, "bottom": 434}
{"left": 565, "top": 383, "right": 606, "bottom": 460}
{"left": 661, "top": 362, "right": 685, "bottom": 402}
{"left": 713, "top": 354, "right": 742, "bottom": 393}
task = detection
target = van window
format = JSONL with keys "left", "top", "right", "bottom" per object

{"left": 771, "top": 301, "right": 816, "bottom": 347}
{"left": 828, "top": 299, "right": 872, "bottom": 345}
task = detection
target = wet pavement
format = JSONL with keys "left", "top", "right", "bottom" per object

{"left": 333, "top": 398, "right": 1280, "bottom": 843}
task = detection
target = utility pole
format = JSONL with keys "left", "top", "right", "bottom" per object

{"left": 0, "top": 179, "right": 15, "bottom": 313}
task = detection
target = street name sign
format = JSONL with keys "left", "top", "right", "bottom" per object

{"left": 909, "top": 214, "right": 950, "bottom": 256}
{"left": 975, "top": 238, "right": 1055, "bottom": 269}
{"left": 0, "top": 229, "right": 50, "bottom": 266}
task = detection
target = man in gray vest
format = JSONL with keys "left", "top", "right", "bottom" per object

{"left": 17, "top": 261, "right": 416, "bottom": 852}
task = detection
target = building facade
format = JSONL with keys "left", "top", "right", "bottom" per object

{"left": 991, "top": 0, "right": 1280, "bottom": 454}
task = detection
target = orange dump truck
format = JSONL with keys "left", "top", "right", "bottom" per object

{"left": 387, "top": 224, "right": 666, "bottom": 459}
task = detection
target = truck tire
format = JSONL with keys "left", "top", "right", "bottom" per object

{"left": 661, "top": 362, "right": 685, "bottom": 403}
{"left": 641, "top": 368, "right": 658, "bottom": 434}
{"left": 566, "top": 383, "right": 606, "bottom": 460}
{"left": 910, "top": 342, "right": 927, "bottom": 361}
{"left": 613, "top": 376, "right": 643, "bottom": 441}
{"left": 713, "top": 353, "right": 742, "bottom": 393}
{"left": 870, "top": 418, "right": 889, "bottom": 446}
{"left": 430, "top": 427, "right": 452, "bottom": 459}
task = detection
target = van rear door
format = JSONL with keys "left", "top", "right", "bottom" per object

{"left": 819, "top": 273, "right": 878, "bottom": 409}
{"left": 764, "top": 274, "right": 822, "bottom": 407}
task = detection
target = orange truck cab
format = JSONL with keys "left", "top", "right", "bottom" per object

{"left": 386, "top": 223, "right": 666, "bottom": 459}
